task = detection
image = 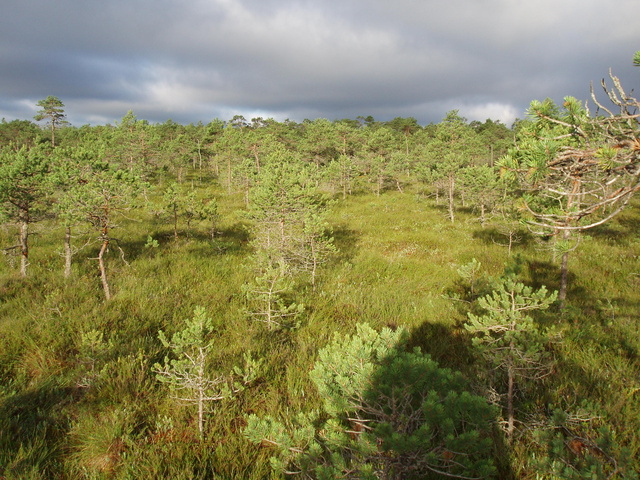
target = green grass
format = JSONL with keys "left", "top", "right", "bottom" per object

{"left": 1, "top": 180, "right": 639, "bottom": 478}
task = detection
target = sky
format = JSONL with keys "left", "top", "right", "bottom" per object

{"left": 1, "top": 0, "right": 638, "bottom": 128}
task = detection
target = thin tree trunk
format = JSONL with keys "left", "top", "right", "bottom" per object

{"left": 448, "top": 174, "right": 455, "bottom": 223}
{"left": 558, "top": 251, "right": 569, "bottom": 309}
{"left": 98, "top": 235, "right": 111, "bottom": 301}
{"left": 252, "top": 147, "right": 261, "bottom": 174}
{"left": 64, "top": 226, "right": 72, "bottom": 278}
{"left": 310, "top": 240, "right": 318, "bottom": 291}
{"left": 173, "top": 206, "right": 178, "bottom": 240}
{"left": 196, "top": 140, "right": 203, "bottom": 182}
{"left": 20, "top": 220, "right": 28, "bottom": 277}
{"left": 558, "top": 229, "right": 571, "bottom": 309}
{"left": 279, "top": 217, "right": 286, "bottom": 249}
{"left": 507, "top": 357, "right": 515, "bottom": 441}
{"left": 558, "top": 183, "right": 579, "bottom": 309}
{"left": 266, "top": 285, "right": 274, "bottom": 330}
{"left": 198, "top": 349, "right": 205, "bottom": 439}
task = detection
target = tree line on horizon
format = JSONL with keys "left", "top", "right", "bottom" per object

{"left": 2, "top": 74, "right": 639, "bottom": 306}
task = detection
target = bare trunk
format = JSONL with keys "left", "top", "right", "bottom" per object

{"left": 186, "top": 217, "right": 192, "bottom": 239}
{"left": 198, "top": 350, "right": 205, "bottom": 439}
{"left": 227, "top": 157, "right": 232, "bottom": 195}
{"left": 558, "top": 228, "right": 571, "bottom": 310}
{"left": 252, "top": 147, "right": 261, "bottom": 174}
{"left": 64, "top": 226, "right": 72, "bottom": 278}
{"left": 20, "top": 220, "right": 28, "bottom": 277}
{"left": 480, "top": 203, "right": 486, "bottom": 227}
{"left": 559, "top": 183, "right": 578, "bottom": 309}
{"left": 98, "top": 235, "right": 111, "bottom": 301}
{"left": 558, "top": 251, "right": 569, "bottom": 309}
{"left": 448, "top": 174, "right": 455, "bottom": 223}
{"left": 196, "top": 140, "right": 203, "bottom": 182}
{"left": 310, "top": 240, "right": 318, "bottom": 291}
{"left": 173, "top": 206, "right": 178, "bottom": 240}
{"left": 279, "top": 217, "right": 286, "bottom": 249}
{"left": 266, "top": 284, "right": 275, "bottom": 330}
{"left": 507, "top": 356, "right": 515, "bottom": 441}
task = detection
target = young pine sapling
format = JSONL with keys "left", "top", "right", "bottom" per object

{"left": 154, "top": 307, "right": 261, "bottom": 439}
{"left": 465, "top": 276, "right": 557, "bottom": 440}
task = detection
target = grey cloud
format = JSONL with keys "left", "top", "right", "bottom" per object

{"left": 1, "top": 0, "right": 638, "bottom": 126}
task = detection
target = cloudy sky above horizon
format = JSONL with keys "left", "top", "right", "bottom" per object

{"left": 1, "top": 0, "right": 638, "bottom": 127}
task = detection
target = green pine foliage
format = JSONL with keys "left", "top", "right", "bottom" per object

{"left": 242, "top": 258, "right": 304, "bottom": 330}
{"left": 530, "top": 409, "right": 639, "bottom": 479}
{"left": 153, "top": 306, "right": 261, "bottom": 439}
{"left": 246, "top": 323, "right": 497, "bottom": 479}
{"left": 0, "top": 144, "right": 51, "bottom": 276}
{"left": 465, "top": 274, "right": 558, "bottom": 439}
{"left": 33, "top": 96, "right": 68, "bottom": 147}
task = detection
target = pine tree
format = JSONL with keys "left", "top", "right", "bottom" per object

{"left": 465, "top": 276, "right": 557, "bottom": 440}
{"left": 242, "top": 258, "right": 304, "bottom": 330}
{"left": 246, "top": 323, "right": 497, "bottom": 479}
{"left": 498, "top": 81, "right": 640, "bottom": 308}
{"left": 162, "top": 182, "right": 182, "bottom": 240}
{"left": 154, "top": 307, "right": 260, "bottom": 439}
{"left": 49, "top": 146, "right": 95, "bottom": 278}
{"left": 63, "top": 146, "right": 145, "bottom": 300}
{"left": 0, "top": 144, "right": 50, "bottom": 276}
{"left": 198, "top": 197, "right": 219, "bottom": 240}
{"left": 424, "top": 111, "right": 483, "bottom": 223}
{"left": 459, "top": 164, "right": 501, "bottom": 227}
{"left": 247, "top": 147, "right": 336, "bottom": 284}
{"left": 34, "top": 96, "right": 68, "bottom": 147}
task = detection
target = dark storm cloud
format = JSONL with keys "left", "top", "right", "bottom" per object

{"left": 1, "top": 0, "right": 638, "bottom": 126}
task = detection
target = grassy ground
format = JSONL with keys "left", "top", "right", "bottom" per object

{"left": 1, "top": 180, "right": 639, "bottom": 478}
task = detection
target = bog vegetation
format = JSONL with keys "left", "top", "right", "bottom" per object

{"left": 0, "top": 61, "right": 639, "bottom": 479}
